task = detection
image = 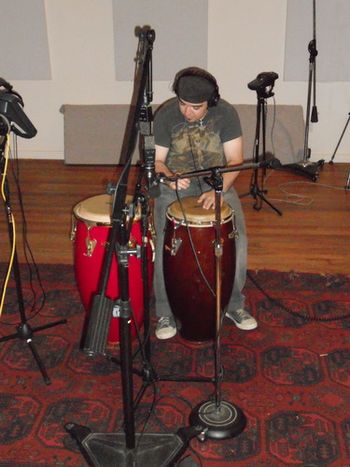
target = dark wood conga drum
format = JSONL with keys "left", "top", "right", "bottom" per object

{"left": 163, "top": 196, "right": 236, "bottom": 341}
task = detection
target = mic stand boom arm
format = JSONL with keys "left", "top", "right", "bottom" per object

{"left": 158, "top": 157, "right": 282, "bottom": 184}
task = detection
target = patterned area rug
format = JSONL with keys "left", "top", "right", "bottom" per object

{"left": 0, "top": 264, "right": 350, "bottom": 466}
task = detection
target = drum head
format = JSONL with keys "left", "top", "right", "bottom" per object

{"left": 73, "top": 194, "right": 113, "bottom": 225}
{"left": 73, "top": 194, "right": 134, "bottom": 225}
{"left": 167, "top": 196, "right": 232, "bottom": 225}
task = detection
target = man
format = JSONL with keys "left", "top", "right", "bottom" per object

{"left": 153, "top": 66, "right": 257, "bottom": 339}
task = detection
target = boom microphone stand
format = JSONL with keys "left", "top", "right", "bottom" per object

{"left": 66, "top": 27, "right": 197, "bottom": 466}
{"left": 189, "top": 168, "right": 246, "bottom": 439}
{"left": 283, "top": 0, "right": 324, "bottom": 181}
{"left": 162, "top": 157, "right": 281, "bottom": 440}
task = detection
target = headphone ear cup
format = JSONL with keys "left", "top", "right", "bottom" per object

{"left": 207, "top": 86, "right": 220, "bottom": 107}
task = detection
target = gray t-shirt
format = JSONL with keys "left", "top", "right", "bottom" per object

{"left": 154, "top": 98, "right": 242, "bottom": 175}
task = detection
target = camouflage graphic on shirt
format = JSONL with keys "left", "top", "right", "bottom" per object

{"left": 165, "top": 118, "right": 226, "bottom": 175}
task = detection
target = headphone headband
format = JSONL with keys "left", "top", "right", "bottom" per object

{"left": 172, "top": 67, "right": 220, "bottom": 107}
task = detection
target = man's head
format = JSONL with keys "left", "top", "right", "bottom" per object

{"left": 172, "top": 67, "right": 220, "bottom": 122}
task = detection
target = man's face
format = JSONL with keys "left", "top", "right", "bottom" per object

{"left": 178, "top": 98, "right": 208, "bottom": 123}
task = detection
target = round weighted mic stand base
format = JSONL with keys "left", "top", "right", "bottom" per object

{"left": 190, "top": 400, "right": 246, "bottom": 441}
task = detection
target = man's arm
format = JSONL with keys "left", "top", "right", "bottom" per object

{"left": 155, "top": 144, "right": 190, "bottom": 190}
{"left": 222, "top": 136, "right": 244, "bottom": 192}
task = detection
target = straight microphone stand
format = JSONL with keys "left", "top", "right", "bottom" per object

{"left": 241, "top": 91, "right": 282, "bottom": 216}
{"left": 283, "top": 0, "right": 324, "bottom": 181}
{"left": 0, "top": 136, "right": 67, "bottom": 385}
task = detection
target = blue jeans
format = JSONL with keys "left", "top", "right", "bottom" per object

{"left": 153, "top": 183, "right": 247, "bottom": 318}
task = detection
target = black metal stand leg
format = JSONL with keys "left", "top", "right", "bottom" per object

{"left": 0, "top": 319, "right": 68, "bottom": 385}
{"left": 28, "top": 334, "right": 53, "bottom": 385}
{"left": 329, "top": 113, "right": 350, "bottom": 164}
{"left": 251, "top": 185, "right": 282, "bottom": 216}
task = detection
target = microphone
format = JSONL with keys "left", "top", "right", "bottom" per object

{"left": 262, "top": 157, "right": 282, "bottom": 170}
{"left": 248, "top": 72, "right": 278, "bottom": 99}
{"left": 0, "top": 77, "right": 13, "bottom": 92}
{"left": 143, "top": 134, "right": 160, "bottom": 197}
{"left": 0, "top": 114, "right": 11, "bottom": 136}
{"left": 248, "top": 72, "right": 278, "bottom": 91}
{"left": 139, "top": 103, "right": 160, "bottom": 197}
{"left": 0, "top": 89, "right": 37, "bottom": 139}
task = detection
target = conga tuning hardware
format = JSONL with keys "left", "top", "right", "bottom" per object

{"left": 70, "top": 215, "right": 77, "bottom": 241}
{"left": 228, "top": 229, "right": 238, "bottom": 240}
{"left": 84, "top": 238, "right": 97, "bottom": 257}
{"left": 170, "top": 237, "right": 182, "bottom": 256}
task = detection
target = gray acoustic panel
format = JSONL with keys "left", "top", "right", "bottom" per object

{"left": 61, "top": 105, "right": 136, "bottom": 165}
{"left": 113, "top": 0, "right": 208, "bottom": 81}
{"left": 284, "top": 0, "right": 350, "bottom": 82}
{"left": 236, "top": 104, "right": 305, "bottom": 164}
{"left": 0, "top": 0, "right": 51, "bottom": 80}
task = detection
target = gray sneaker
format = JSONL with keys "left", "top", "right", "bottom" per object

{"left": 155, "top": 316, "right": 177, "bottom": 340}
{"left": 226, "top": 308, "right": 257, "bottom": 330}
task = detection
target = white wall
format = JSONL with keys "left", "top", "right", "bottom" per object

{"left": 11, "top": 0, "right": 350, "bottom": 162}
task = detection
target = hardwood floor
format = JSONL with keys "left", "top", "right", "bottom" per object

{"left": 1, "top": 159, "right": 349, "bottom": 276}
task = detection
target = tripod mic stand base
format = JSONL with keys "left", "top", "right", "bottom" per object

{"left": 282, "top": 159, "right": 324, "bottom": 182}
{"left": 189, "top": 400, "right": 246, "bottom": 440}
{"left": 66, "top": 423, "right": 191, "bottom": 467}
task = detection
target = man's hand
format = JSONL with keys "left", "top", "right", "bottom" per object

{"left": 197, "top": 190, "right": 223, "bottom": 209}
{"left": 167, "top": 177, "right": 191, "bottom": 190}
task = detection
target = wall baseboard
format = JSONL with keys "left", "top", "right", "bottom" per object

{"left": 16, "top": 150, "right": 64, "bottom": 160}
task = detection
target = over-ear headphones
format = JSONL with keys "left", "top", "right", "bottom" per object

{"left": 172, "top": 67, "right": 220, "bottom": 107}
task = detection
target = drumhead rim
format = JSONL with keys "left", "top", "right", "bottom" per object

{"left": 73, "top": 211, "right": 111, "bottom": 226}
{"left": 166, "top": 211, "right": 233, "bottom": 227}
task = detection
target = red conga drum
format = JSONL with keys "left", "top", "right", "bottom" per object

{"left": 72, "top": 194, "right": 153, "bottom": 345}
{"left": 163, "top": 196, "right": 236, "bottom": 342}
